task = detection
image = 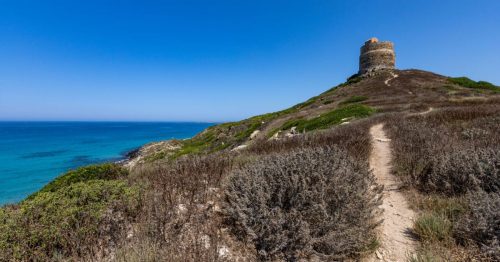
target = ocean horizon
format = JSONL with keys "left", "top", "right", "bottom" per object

{"left": 0, "top": 121, "right": 213, "bottom": 205}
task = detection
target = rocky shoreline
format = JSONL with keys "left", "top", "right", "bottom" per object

{"left": 116, "top": 140, "right": 183, "bottom": 168}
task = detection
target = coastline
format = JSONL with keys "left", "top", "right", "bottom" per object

{"left": 0, "top": 122, "right": 212, "bottom": 206}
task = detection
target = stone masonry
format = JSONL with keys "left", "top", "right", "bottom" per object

{"left": 359, "top": 37, "right": 395, "bottom": 75}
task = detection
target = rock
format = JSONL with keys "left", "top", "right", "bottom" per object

{"left": 200, "top": 235, "right": 211, "bottom": 249}
{"left": 176, "top": 204, "right": 188, "bottom": 215}
{"left": 375, "top": 250, "right": 383, "bottom": 260}
{"left": 270, "top": 131, "right": 281, "bottom": 140}
{"left": 250, "top": 130, "right": 260, "bottom": 139}
{"left": 232, "top": 144, "right": 248, "bottom": 151}
{"left": 218, "top": 245, "right": 230, "bottom": 258}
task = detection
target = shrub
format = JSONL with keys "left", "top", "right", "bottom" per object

{"left": 346, "top": 74, "right": 362, "bottom": 84}
{"left": 414, "top": 213, "right": 452, "bottom": 243}
{"left": 408, "top": 248, "right": 442, "bottom": 262}
{"left": 122, "top": 153, "right": 237, "bottom": 261}
{"left": 0, "top": 164, "right": 139, "bottom": 261}
{"left": 30, "top": 163, "right": 127, "bottom": 197}
{"left": 0, "top": 180, "right": 139, "bottom": 261}
{"left": 279, "top": 104, "right": 375, "bottom": 132}
{"left": 455, "top": 191, "right": 500, "bottom": 260}
{"left": 223, "top": 146, "right": 382, "bottom": 260}
{"left": 340, "top": 95, "right": 368, "bottom": 105}
{"left": 448, "top": 77, "right": 498, "bottom": 91}
{"left": 252, "top": 118, "right": 375, "bottom": 164}
{"left": 418, "top": 147, "right": 499, "bottom": 195}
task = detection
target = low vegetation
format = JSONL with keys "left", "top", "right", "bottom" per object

{"left": 0, "top": 164, "right": 140, "bottom": 261}
{"left": 2, "top": 70, "right": 499, "bottom": 261}
{"left": 386, "top": 102, "right": 500, "bottom": 261}
{"left": 414, "top": 213, "right": 452, "bottom": 243}
{"left": 448, "top": 77, "right": 499, "bottom": 92}
{"left": 340, "top": 95, "right": 368, "bottom": 105}
{"left": 278, "top": 104, "right": 374, "bottom": 132}
{"left": 224, "top": 146, "right": 381, "bottom": 261}
{"left": 114, "top": 119, "right": 378, "bottom": 261}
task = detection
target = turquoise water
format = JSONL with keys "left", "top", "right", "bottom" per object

{"left": 0, "top": 122, "right": 212, "bottom": 205}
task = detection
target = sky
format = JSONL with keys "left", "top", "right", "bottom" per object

{"left": 0, "top": 0, "right": 499, "bottom": 122}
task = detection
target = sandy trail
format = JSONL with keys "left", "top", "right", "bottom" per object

{"left": 384, "top": 71, "right": 399, "bottom": 86}
{"left": 368, "top": 124, "right": 416, "bottom": 262}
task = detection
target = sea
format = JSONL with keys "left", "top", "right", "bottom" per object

{"left": 0, "top": 121, "right": 213, "bottom": 205}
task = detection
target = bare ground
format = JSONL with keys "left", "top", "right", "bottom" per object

{"left": 367, "top": 124, "right": 417, "bottom": 262}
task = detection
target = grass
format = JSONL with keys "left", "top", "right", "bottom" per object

{"left": 340, "top": 95, "right": 368, "bottom": 105}
{"left": 172, "top": 132, "right": 216, "bottom": 158}
{"left": 234, "top": 121, "right": 262, "bottom": 140}
{"left": 414, "top": 213, "right": 452, "bottom": 243}
{"left": 279, "top": 104, "right": 375, "bottom": 132}
{"left": 407, "top": 247, "right": 443, "bottom": 262}
{"left": 323, "top": 74, "right": 364, "bottom": 94}
{"left": 448, "top": 77, "right": 499, "bottom": 92}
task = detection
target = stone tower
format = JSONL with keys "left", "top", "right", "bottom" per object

{"left": 358, "top": 37, "right": 395, "bottom": 75}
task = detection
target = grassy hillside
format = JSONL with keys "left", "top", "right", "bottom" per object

{"left": 1, "top": 69, "right": 499, "bottom": 261}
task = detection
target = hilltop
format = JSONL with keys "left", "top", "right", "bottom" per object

{"left": 1, "top": 68, "right": 499, "bottom": 261}
{"left": 129, "top": 69, "right": 498, "bottom": 164}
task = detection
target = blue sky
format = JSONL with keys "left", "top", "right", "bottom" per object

{"left": 1, "top": 0, "right": 499, "bottom": 122}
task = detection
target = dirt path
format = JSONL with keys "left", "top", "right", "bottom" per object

{"left": 384, "top": 71, "right": 399, "bottom": 86}
{"left": 408, "top": 107, "right": 434, "bottom": 117}
{"left": 368, "top": 124, "right": 416, "bottom": 262}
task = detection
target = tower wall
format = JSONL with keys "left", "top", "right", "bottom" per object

{"left": 358, "top": 39, "right": 395, "bottom": 75}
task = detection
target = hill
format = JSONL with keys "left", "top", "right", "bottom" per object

{"left": 1, "top": 69, "right": 499, "bottom": 261}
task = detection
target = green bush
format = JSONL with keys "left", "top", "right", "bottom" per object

{"left": 340, "top": 95, "right": 368, "bottom": 105}
{"left": 0, "top": 164, "right": 139, "bottom": 261}
{"left": 448, "top": 77, "right": 498, "bottom": 91}
{"left": 280, "top": 104, "right": 375, "bottom": 132}
{"left": 30, "top": 163, "right": 127, "bottom": 198}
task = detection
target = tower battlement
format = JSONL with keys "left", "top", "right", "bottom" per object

{"left": 358, "top": 38, "right": 395, "bottom": 75}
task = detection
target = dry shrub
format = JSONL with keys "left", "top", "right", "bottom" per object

{"left": 118, "top": 153, "right": 239, "bottom": 261}
{"left": 455, "top": 191, "right": 500, "bottom": 260}
{"left": 248, "top": 118, "right": 375, "bottom": 162}
{"left": 223, "top": 146, "right": 382, "bottom": 261}
{"left": 386, "top": 104, "right": 500, "bottom": 190}
{"left": 385, "top": 103, "right": 500, "bottom": 260}
{"left": 419, "top": 147, "right": 499, "bottom": 195}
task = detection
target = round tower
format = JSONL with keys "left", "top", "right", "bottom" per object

{"left": 358, "top": 37, "right": 395, "bottom": 75}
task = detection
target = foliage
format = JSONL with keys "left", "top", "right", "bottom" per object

{"left": 279, "top": 104, "right": 375, "bottom": 132}
{"left": 323, "top": 74, "right": 364, "bottom": 94}
{"left": 340, "top": 95, "right": 368, "bottom": 105}
{"left": 115, "top": 153, "right": 237, "bottom": 261}
{"left": 418, "top": 147, "right": 499, "bottom": 195}
{"left": 0, "top": 164, "right": 139, "bottom": 261}
{"left": 29, "top": 163, "right": 128, "bottom": 198}
{"left": 385, "top": 103, "right": 500, "bottom": 260}
{"left": 414, "top": 213, "right": 452, "bottom": 243}
{"left": 253, "top": 117, "right": 375, "bottom": 163}
{"left": 454, "top": 191, "right": 500, "bottom": 260}
{"left": 448, "top": 77, "right": 498, "bottom": 91}
{"left": 224, "top": 146, "right": 381, "bottom": 261}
